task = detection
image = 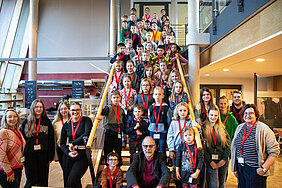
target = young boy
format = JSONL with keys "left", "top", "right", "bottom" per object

{"left": 110, "top": 43, "right": 130, "bottom": 72}
{"left": 120, "top": 20, "right": 130, "bottom": 43}
{"left": 126, "top": 104, "right": 147, "bottom": 163}
{"left": 142, "top": 32, "right": 157, "bottom": 51}
{"left": 142, "top": 7, "right": 153, "bottom": 22}
{"left": 144, "top": 20, "right": 152, "bottom": 32}
{"left": 101, "top": 152, "right": 123, "bottom": 187}
{"left": 126, "top": 23, "right": 140, "bottom": 51}
{"left": 150, "top": 22, "right": 162, "bottom": 43}
{"left": 97, "top": 90, "right": 126, "bottom": 166}
{"left": 150, "top": 45, "right": 170, "bottom": 68}
{"left": 136, "top": 51, "right": 152, "bottom": 78}
{"left": 124, "top": 38, "right": 136, "bottom": 59}
{"left": 148, "top": 86, "right": 172, "bottom": 153}
{"left": 121, "top": 14, "right": 128, "bottom": 22}
{"left": 136, "top": 19, "right": 146, "bottom": 44}
{"left": 132, "top": 44, "right": 144, "bottom": 66}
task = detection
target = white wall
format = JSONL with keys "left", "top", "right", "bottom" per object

{"left": 34, "top": 0, "right": 110, "bottom": 73}
{"left": 200, "top": 77, "right": 255, "bottom": 104}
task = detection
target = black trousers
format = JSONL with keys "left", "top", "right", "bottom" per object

{"left": 0, "top": 167, "right": 22, "bottom": 188}
{"left": 104, "top": 131, "right": 122, "bottom": 166}
{"left": 63, "top": 151, "right": 89, "bottom": 188}
{"left": 24, "top": 151, "right": 50, "bottom": 188}
{"left": 57, "top": 146, "right": 68, "bottom": 187}
{"left": 129, "top": 138, "right": 142, "bottom": 163}
{"left": 238, "top": 164, "right": 267, "bottom": 188}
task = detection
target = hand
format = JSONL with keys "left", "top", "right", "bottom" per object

{"left": 95, "top": 115, "right": 103, "bottom": 120}
{"left": 234, "top": 171, "right": 238, "bottom": 178}
{"left": 7, "top": 173, "right": 15, "bottom": 182}
{"left": 156, "top": 186, "right": 162, "bottom": 188}
{"left": 169, "top": 151, "right": 175, "bottom": 159}
{"left": 210, "top": 161, "right": 217, "bottom": 169}
{"left": 116, "top": 56, "right": 120, "bottom": 60}
{"left": 134, "top": 123, "right": 140, "bottom": 129}
{"left": 257, "top": 168, "right": 266, "bottom": 176}
{"left": 192, "top": 122, "right": 201, "bottom": 130}
{"left": 133, "top": 186, "right": 140, "bottom": 188}
{"left": 69, "top": 151, "right": 78, "bottom": 158}
{"left": 191, "top": 171, "right": 200, "bottom": 179}
{"left": 136, "top": 130, "right": 142, "bottom": 135}
{"left": 175, "top": 171, "right": 181, "bottom": 180}
{"left": 167, "top": 49, "right": 171, "bottom": 55}
{"left": 69, "top": 144, "right": 75, "bottom": 152}
{"left": 216, "top": 160, "right": 226, "bottom": 168}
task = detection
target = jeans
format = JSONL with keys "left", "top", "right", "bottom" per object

{"left": 149, "top": 132, "right": 167, "bottom": 153}
{"left": 206, "top": 160, "right": 229, "bottom": 188}
{"left": 237, "top": 164, "right": 267, "bottom": 188}
{"left": 0, "top": 167, "right": 22, "bottom": 188}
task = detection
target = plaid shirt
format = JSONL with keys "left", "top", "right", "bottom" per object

{"left": 0, "top": 129, "right": 25, "bottom": 176}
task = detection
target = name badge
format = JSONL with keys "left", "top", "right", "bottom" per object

{"left": 212, "top": 154, "right": 219, "bottom": 160}
{"left": 238, "top": 157, "right": 244, "bottom": 164}
{"left": 21, "top": 156, "right": 25, "bottom": 163}
{"left": 34, "top": 144, "right": 41, "bottom": 150}
{"left": 118, "top": 134, "right": 122, "bottom": 139}
{"left": 124, "top": 110, "right": 128, "bottom": 115}
{"left": 154, "top": 133, "right": 160, "bottom": 139}
{"left": 189, "top": 177, "right": 193, "bottom": 183}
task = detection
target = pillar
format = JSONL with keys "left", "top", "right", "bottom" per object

{"left": 171, "top": 0, "right": 178, "bottom": 43}
{"left": 29, "top": 0, "right": 39, "bottom": 81}
{"left": 110, "top": 0, "right": 120, "bottom": 56}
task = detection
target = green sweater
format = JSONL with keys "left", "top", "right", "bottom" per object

{"left": 120, "top": 28, "right": 130, "bottom": 43}
{"left": 220, "top": 111, "right": 238, "bottom": 141}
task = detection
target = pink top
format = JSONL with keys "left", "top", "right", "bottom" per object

{"left": 0, "top": 128, "right": 26, "bottom": 177}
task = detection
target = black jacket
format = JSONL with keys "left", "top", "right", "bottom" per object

{"left": 126, "top": 117, "right": 148, "bottom": 140}
{"left": 126, "top": 151, "right": 171, "bottom": 188}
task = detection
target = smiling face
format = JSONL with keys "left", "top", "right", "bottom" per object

{"left": 146, "top": 32, "right": 152, "bottom": 41}
{"left": 157, "top": 48, "right": 164, "bottom": 56}
{"left": 115, "top": 62, "right": 122, "bottom": 72}
{"left": 141, "top": 80, "right": 150, "bottom": 94}
{"left": 178, "top": 105, "right": 188, "bottom": 120}
{"left": 107, "top": 156, "right": 119, "bottom": 168}
{"left": 208, "top": 109, "right": 219, "bottom": 125}
{"left": 70, "top": 104, "right": 81, "bottom": 121}
{"left": 162, "top": 73, "right": 169, "bottom": 81}
{"left": 136, "top": 46, "right": 144, "bottom": 55}
{"left": 111, "top": 94, "right": 121, "bottom": 105}
{"left": 119, "top": 46, "right": 125, "bottom": 53}
{"left": 142, "top": 137, "right": 156, "bottom": 159}
{"left": 183, "top": 130, "right": 194, "bottom": 144}
{"left": 159, "top": 62, "right": 167, "bottom": 71}
{"left": 122, "top": 21, "right": 128, "bottom": 29}
{"left": 134, "top": 107, "right": 143, "bottom": 119}
{"left": 34, "top": 102, "right": 44, "bottom": 117}
{"left": 243, "top": 107, "right": 257, "bottom": 125}
{"left": 6, "top": 111, "right": 18, "bottom": 128}
{"left": 171, "top": 72, "right": 179, "bottom": 83}
{"left": 233, "top": 93, "right": 243, "bottom": 106}
{"left": 146, "top": 67, "right": 153, "bottom": 77}
{"left": 171, "top": 44, "right": 177, "bottom": 53}
{"left": 174, "top": 82, "right": 183, "bottom": 95}
{"left": 126, "top": 62, "right": 134, "bottom": 73}
{"left": 60, "top": 104, "right": 69, "bottom": 119}
{"left": 123, "top": 77, "right": 132, "bottom": 89}
{"left": 219, "top": 98, "right": 228, "bottom": 114}
{"left": 202, "top": 91, "right": 211, "bottom": 103}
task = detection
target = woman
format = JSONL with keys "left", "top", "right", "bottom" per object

{"left": 195, "top": 87, "right": 215, "bottom": 125}
{"left": 0, "top": 110, "right": 25, "bottom": 188}
{"left": 202, "top": 106, "right": 231, "bottom": 188}
{"left": 20, "top": 99, "right": 55, "bottom": 188}
{"left": 52, "top": 102, "right": 71, "bottom": 185}
{"left": 60, "top": 102, "right": 93, "bottom": 187}
{"left": 231, "top": 104, "right": 280, "bottom": 188}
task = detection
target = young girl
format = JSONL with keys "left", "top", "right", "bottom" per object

{"left": 109, "top": 60, "right": 125, "bottom": 92}
{"left": 195, "top": 87, "right": 215, "bottom": 125}
{"left": 158, "top": 30, "right": 167, "bottom": 45}
{"left": 169, "top": 81, "right": 189, "bottom": 114}
{"left": 161, "top": 69, "right": 170, "bottom": 89}
{"left": 202, "top": 106, "right": 231, "bottom": 188}
{"left": 164, "top": 69, "right": 180, "bottom": 105}
{"left": 119, "top": 60, "right": 140, "bottom": 92}
{"left": 134, "top": 78, "right": 154, "bottom": 123}
{"left": 119, "top": 76, "right": 137, "bottom": 116}
{"left": 142, "top": 65, "right": 157, "bottom": 88}
{"left": 176, "top": 126, "right": 204, "bottom": 188}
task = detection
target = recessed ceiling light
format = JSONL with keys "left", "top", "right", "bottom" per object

{"left": 256, "top": 59, "right": 265, "bottom": 62}
{"left": 223, "top": 69, "right": 229, "bottom": 72}
{"left": 257, "top": 74, "right": 260, "bottom": 76}
{"left": 205, "top": 74, "right": 210, "bottom": 76}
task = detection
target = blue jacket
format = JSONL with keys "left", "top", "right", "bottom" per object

{"left": 148, "top": 103, "right": 172, "bottom": 133}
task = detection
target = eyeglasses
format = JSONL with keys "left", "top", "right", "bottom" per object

{"left": 142, "top": 144, "right": 155, "bottom": 149}
{"left": 108, "top": 159, "right": 118, "bottom": 161}
{"left": 71, "top": 109, "right": 81, "bottom": 112}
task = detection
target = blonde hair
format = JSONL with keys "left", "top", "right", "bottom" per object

{"left": 182, "top": 126, "right": 195, "bottom": 140}
{"left": 143, "top": 65, "right": 153, "bottom": 79}
{"left": 169, "top": 81, "right": 185, "bottom": 102}
{"left": 139, "top": 78, "right": 153, "bottom": 94}
{"left": 168, "top": 69, "right": 180, "bottom": 88}
{"left": 153, "top": 86, "right": 164, "bottom": 95}
{"left": 53, "top": 102, "right": 71, "bottom": 124}
{"left": 204, "top": 106, "right": 227, "bottom": 148}
{"left": 172, "top": 102, "right": 191, "bottom": 120}
{"left": 115, "top": 60, "right": 125, "bottom": 73}
{"left": 1, "top": 109, "right": 21, "bottom": 129}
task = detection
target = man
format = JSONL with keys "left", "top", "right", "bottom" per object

{"left": 126, "top": 136, "right": 170, "bottom": 188}
{"left": 230, "top": 91, "right": 246, "bottom": 125}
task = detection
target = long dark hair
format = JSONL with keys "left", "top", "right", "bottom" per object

{"left": 199, "top": 88, "right": 215, "bottom": 123}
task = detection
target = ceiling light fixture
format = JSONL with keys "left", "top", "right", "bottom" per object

{"left": 256, "top": 59, "right": 265, "bottom": 62}
{"left": 223, "top": 69, "right": 229, "bottom": 72}
{"left": 205, "top": 74, "right": 210, "bottom": 76}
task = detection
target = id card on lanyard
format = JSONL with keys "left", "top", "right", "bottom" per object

{"left": 34, "top": 117, "right": 41, "bottom": 150}
{"left": 153, "top": 103, "right": 162, "bottom": 139}
{"left": 112, "top": 103, "right": 122, "bottom": 139}
{"left": 211, "top": 126, "right": 218, "bottom": 160}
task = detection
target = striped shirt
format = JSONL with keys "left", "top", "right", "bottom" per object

{"left": 234, "top": 124, "right": 259, "bottom": 167}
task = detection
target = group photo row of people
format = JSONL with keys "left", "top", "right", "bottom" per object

{"left": 0, "top": 6, "right": 280, "bottom": 188}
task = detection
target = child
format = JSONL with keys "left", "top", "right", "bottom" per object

{"left": 169, "top": 81, "right": 189, "bottom": 114}
{"left": 136, "top": 19, "right": 146, "bottom": 44}
{"left": 121, "top": 14, "right": 128, "bottom": 22}
{"left": 151, "top": 45, "right": 170, "bottom": 68}
{"left": 164, "top": 69, "right": 181, "bottom": 105}
{"left": 101, "top": 152, "right": 123, "bottom": 188}
{"left": 109, "top": 60, "right": 124, "bottom": 92}
{"left": 119, "top": 60, "right": 140, "bottom": 92}
{"left": 158, "top": 31, "right": 167, "bottom": 45}
{"left": 120, "top": 20, "right": 130, "bottom": 43}
{"left": 142, "top": 7, "right": 153, "bottom": 22}
{"left": 142, "top": 32, "right": 157, "bottom": 51}
{"left": 145, "top": 42, "right": 156, "bottom": 58}
{"left": 132, "top": 44, "right": 144, "bottom": 66}
{"left": 126, "top": 104, "right": 147, "bottom": 163}
{"left": 136, "top": 51, "right": 152, "bottom": 78}
{"left": 97, "top": 90, "right": 126, "bottom": 166}
{"left": 134, "top": 78, "right": 154, "bottom": 122}
{"left": 144, "top": 20, "right": 152, "bottom": 32}
{"left": 150, "top": 22, "right": 162, "bottom": 43}
{"left": 148, "top": 86, "right": 172, "bottom": 153}
{"left": 126, "top": 23, "right": 140, "bottom": 51}
{"left": 161, "top": 69, "right": 170, "bottom": 89}
{"left": 142, "top": 65, "right": 157, "bottom": 89}
{"left": 110, "top": 43, "right": 130, "bottom": 72}
{"left": 163, "top": 34, "right": 171, "bottom": 54}
{"left": 124, "top": 38, "right": 136, "bottom": 59}
{"left": 169, "top": 43, "right": 188, "bottom": 69}
{"left": 176, "top": 126, "right": 204, "bottom": 188}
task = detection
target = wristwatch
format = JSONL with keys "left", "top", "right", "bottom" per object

{"left": 261, "top": 166, "right": 267, "bottom": 173}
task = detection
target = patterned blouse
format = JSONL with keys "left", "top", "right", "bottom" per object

{"left": 119, "top": 88, "right": 137, "bottom": 110}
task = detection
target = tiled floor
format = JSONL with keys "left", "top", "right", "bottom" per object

{"left": 19, "top": 153, "right": 282, "bottom": 188}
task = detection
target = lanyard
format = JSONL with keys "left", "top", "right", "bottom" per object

{"left": 222, "top": 115, "right": 229, "bottom": 125}
{"left": 127, "top": 72, "right": 134, "bottom": 82}
{"left": 145, "top": 14, "right": 150, "bottom": 21}
{"left": 12, "top": 129, "right": 24, "bottom": 151}
{"left": 135, "top": 117, "right": 141, "bottom": 145}
{"left": 158, "top": 55, "right": 164, "bottom": 63}
{"left": 185, "top": 143, "right": 197, "bottom": 169}
{"left": 124, "top": 88, "right": 132, "bottom": 106}
{"left": 211, "top": 126, "right": 217, "bottom": 152}
{"left": 141, "top": 93, "right": 150, "bottom": 114}
{"left": 152, "top": 31, "right": 157, "bottom": 41}
{"left": 114, "top": 72, "right": 122, "bottom": 88}
{"left": 204, "top": 106, "right": 208, "bottom": 115}
{"left": 131, "top": 33, "right": 136, "bottom": 42}
{"left": 178, "top": 119, "right": 187, "bottom": 141}
{"left": 108, "top": 167, "right": 118, "bottom": 188}
{"left": 175, "top": 95, "right": 180, "bottom": 103}
{"left": 138, "top": 29, "right": 143, "bottom": 38}
{"left": 35, "top": 117, "right": 41, "bottom": 144}
{"left": 112, "top": 103, "right": 121, "bottom": 132}
{"left": 153, "top": 103, "right": 163, "bottom": 132}
{"left": 164, "top": 43, "right": 170, "bottom": 52}
{"left": 233, "top": 108, "right": 242, "bottom": 119}
{"left": 118, "top": 52, "right": 125, "bottom": 60}
{"left": 61, "top": 119, "right": 65, "bottom": 126}
{"left": 71, "top": 116, "right": 82, "bottom": 141}
{"left": 125, "top": 30, "right": 129, "bottom": 36}
{"left": 240, "top": 121, "right": 257, "bottom": 154}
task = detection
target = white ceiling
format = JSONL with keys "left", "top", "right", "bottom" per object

{"left": 200, "top": 32, "right": 282, "bottom": 78}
